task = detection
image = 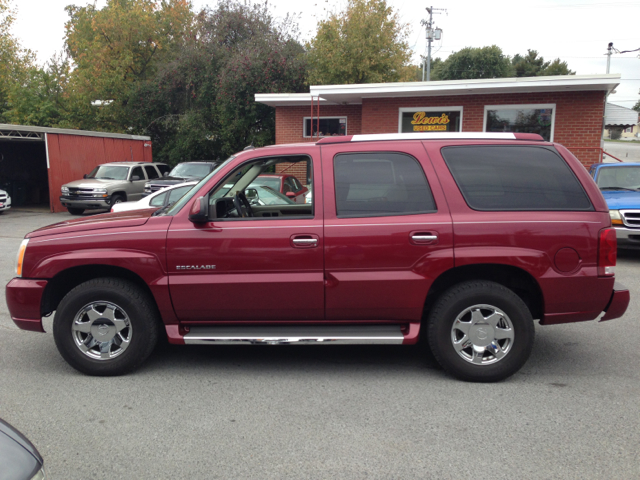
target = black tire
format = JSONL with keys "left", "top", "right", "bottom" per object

{"left": 53, "top": 278, "right": 160, "bottom": 376}
{"left": 427, "top": 281, "right": 534, "bottom": 383}
{"left": 67, "top": 207, "right": 84, "bottom": 215}
{"left": 110, "top": 194, "right": 125, "bottom": 206}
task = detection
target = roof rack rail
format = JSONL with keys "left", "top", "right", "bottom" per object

{"left": 317, "top": 132, "right": 545, "bottom": 144}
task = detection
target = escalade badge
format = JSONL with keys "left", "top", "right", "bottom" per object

{"left": 176, "top": 265, "right": 216, "bottom": 270}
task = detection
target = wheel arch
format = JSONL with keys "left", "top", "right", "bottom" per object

{"left": 111, "top": 191, "right": 127, "bottom": 201}
{"left": 41, "top": 265, "right": 155, "bottom": 317}
{"left": 423, "top": 264, "right": 544, "bottom": 322}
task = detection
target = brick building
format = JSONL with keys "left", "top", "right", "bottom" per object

{"left": 256, "top": 74, "right": 620, "bottom": 175}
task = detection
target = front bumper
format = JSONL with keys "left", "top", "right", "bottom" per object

{"left": 5, "top": 278, "right": 47, "bottom": 332}
{"left": 0, "top": 199, "right": 11, "bottom": 211}
{"left": 600, "top": 281, "right": 630, "bottom": 321}
{"left": 614, "top": 226, "right": 640, "bottom": 246}
{"left": 60, "top": 195, "right": 111, "bottom": 210}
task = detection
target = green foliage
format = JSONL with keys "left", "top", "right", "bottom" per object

{"left": 2, "top": 54, "right": 71, "bottom": 127}
{"left": 633, "top": 100, "right": 640, "bottom": 112}
{"left": 436, "top": 45, "right": 512, "bottom": 80}
{"left": 512, "top": 50, "right": 574, "bottom": 77}
{"left": 0, "top": 0, "right": 35, "bottom": 119}
{"left": 125, "top": 1, "right": 307, "bottom": 163}
{"left": 63, "top": 0, "right": 194, "bottom": 131}
{"left": 306, "top": 0, "right": 412, "bottom": 84}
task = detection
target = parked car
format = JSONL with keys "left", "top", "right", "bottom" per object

{"left": 248, "top": 173, "right": 308, "bottom": 203}
{"left": 7, "top": 133, "right": 629, "bottom": 382}
{"left": 0, "top": 417, "right": 46, "bottom": 480}
{"left": 111, "top": 181, "right": 197, "bottom": 213}
{"left": 0, "top": 188, "right": 11, "bottom": 213}
{"left": 144, "top": 161, "right": 218, "bottom": 196}
{"left": 60, "top": 162, "right": 170, "bottom": 215}
{"left": 590, "top": 162, "right": 640, "bottom": 247}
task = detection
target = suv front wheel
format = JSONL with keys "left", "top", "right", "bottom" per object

{"left": 53, "top": 278, "right": 160, "bottom": 376}
{"left": 427, "top": 281, "right": 535, "bottom": 382}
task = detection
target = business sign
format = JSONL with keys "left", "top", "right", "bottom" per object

{"left": 400, "top": 110, "right": 461, "bottom": 133}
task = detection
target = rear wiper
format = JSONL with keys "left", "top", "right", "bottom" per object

{"left": 600, "top": 187, "right": 638, "bottom": 191}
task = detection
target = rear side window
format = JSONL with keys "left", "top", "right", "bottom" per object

{"left": 441, "top": 146, "right": 593, "bottom": 211}
{"left": 144, "top": 165, "right": 159, "bottom": 179}
{"left": 157, "top": 164, "right": 171, "bottom": 176}
{"left": 334, "top": 153, "right": 436, "bottom": 217}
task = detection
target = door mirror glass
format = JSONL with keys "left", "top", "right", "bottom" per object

{"left": 245, "top": 188, "right": 259, "bottom": 204}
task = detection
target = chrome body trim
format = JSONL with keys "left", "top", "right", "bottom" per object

{"left": 183, "top": 325, "right": 405, "bottom": 345}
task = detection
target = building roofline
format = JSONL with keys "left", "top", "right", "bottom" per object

{"left": 0, "top": 123, "right": 151, "bottom": 141}
{"left": 255, "top": 74, "right": 621, "bottom": 107}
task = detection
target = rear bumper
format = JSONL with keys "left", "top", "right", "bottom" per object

{"left": 5, "top": 278, "right": 47, "bottom": 333}
{"left": 540, "top": 280, "right": 629, "bottom": 325}
{"left": 600, "top": 281, "right": 630, "bottom": 321}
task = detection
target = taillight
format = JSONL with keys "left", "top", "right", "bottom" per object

{"left": 598, "top": 228, "right": 617, "bottom": 276}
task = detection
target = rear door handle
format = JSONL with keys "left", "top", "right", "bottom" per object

{"left": 410, "top": 232, "right": 438, "bottom": 245}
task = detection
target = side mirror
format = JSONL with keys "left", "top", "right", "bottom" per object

{"left": 83, "top": 174, "right": 88, "bottom": 179}
{"left": 163, "top": 172, "right": 169, "bottom": 177}
{"left": 131, "top": 175, "right": 141, "bottom": 181}
{"left": 188, "top": 196, "right": 209, "bottom": 223}
{"left": 245, "top": 188, "right": 258, "bottom": 202}
{"left": 285, "top": 191, "right": 296, "bottom": 198}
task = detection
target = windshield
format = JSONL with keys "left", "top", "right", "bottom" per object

{"left": 163, "top": 156, "right": 235, "bottom": 216}
{"left": 169, "top": 163, "right": 213, "bottom": 178}
{"left": 249, "top": 176, "right": 281, "bottom": 190}
{"left": 87, "top": 165, "right": 129, "bottom": 180}
{"left": 597, "top": 166, "right": 640, "bottom": 190}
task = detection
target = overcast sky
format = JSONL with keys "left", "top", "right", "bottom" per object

{"left": 11, "top": 0, "right": 640, "bottom": 108}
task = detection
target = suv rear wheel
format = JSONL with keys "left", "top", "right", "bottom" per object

{"left": 53, "top": 278, "right": 160, "bottom": 376}
{"left": 427, "top": 281, "right": 534, "bottom": 382}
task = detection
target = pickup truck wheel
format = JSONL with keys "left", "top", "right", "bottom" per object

{"left": 427, "top": 281, "right": 534, "bottom": 383}
{"left": 110, "top": 194, "right": 125, "bottom": 206}
{"left": 67, "top": 208, "right": 84, "bottom": 215}
{"left": 53, "top": 278, "right": 160, "bottom": 376}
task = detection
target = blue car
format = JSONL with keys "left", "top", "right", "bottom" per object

{"left": 590, "top": 162, "right": 640, "bottom": 247}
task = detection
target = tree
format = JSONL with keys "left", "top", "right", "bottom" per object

{"left": 436, "top": 45, "right": 512, "bottom": 80}
{"left": 0, "top": 0, "right": 34, "bottom": 119}
{"left": 2, "top": 54, "right": 71, "bottom": 127}
{"left": 512, "top": 50, "right": 574, "bottom": 77}
{"left": 633, "top": 99, "right": 640, "bottom": 112}
{"left": 125, "top": 1, "right": 307, "bottom": 163}
{"left": 306, "top": 0, "right": 412, "bottom": 85}
{"left": 63, "top": 0, "right": 194, "bottom": 131}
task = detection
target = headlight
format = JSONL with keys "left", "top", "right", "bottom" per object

{"left": 61, "top": 186, "right": 69, "bottom": 194}
{"left": 609, "top": 210, "right": 623, "bottom": 226}
{"left": 144, "top": 182, "right": 151, "bottom": 188}
{"left": 16, "top": 239, "right": 29, "bottom": 277}
{"left": 93, "top": 188, "right": 107, "bottom": 194}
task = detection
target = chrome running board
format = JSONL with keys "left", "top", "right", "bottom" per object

{"left": 183, "top": 325, "right": 405, "bottom": 345}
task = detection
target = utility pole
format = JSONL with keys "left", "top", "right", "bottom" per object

{"left": 421, "top": 7, "right": 446, "bottom": 81}
{"left": 606, "top": 42, "right": 613, "bottom": 73}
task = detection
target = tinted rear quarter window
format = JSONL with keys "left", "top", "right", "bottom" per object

{"left": 441, "top": 146, "right": 593, "bottom": 211}
{"left": 334, "top": 152, "right": 436, "bottom": 217}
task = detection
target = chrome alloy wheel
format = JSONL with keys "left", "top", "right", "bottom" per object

{"left": 450, "top": 304, "right": 514, "bottom": 366}
{"left": 71, "top": 302, "right": 132, "bottom": 361}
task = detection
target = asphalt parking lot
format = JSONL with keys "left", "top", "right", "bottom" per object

{"left": 1, "top": 209, "right": 639, "bottom": 479}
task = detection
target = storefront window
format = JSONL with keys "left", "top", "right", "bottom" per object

{"left": 484, "top": 104, "right": 555, "bottom": 141}
{"left": 399, "top": 108, "right": 462, "bottom": 133}
{"left": 304, "top": 117, "right": 347, "bottom": 137}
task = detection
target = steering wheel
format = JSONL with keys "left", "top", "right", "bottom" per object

{"left": 233, "top": 191, "right": 254, "bottom": 218}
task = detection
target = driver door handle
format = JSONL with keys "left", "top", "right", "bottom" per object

{"left": 291, "top": 235, "right": 319, "bottom": 248}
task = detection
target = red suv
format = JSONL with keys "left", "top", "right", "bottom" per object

{"left": 6, "top": 133, "right": 629, "bottom": 382}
